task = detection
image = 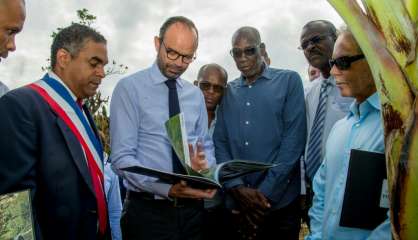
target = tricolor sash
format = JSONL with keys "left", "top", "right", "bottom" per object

{"left": 28, "top": 74, "right": 107, "bottom": 236}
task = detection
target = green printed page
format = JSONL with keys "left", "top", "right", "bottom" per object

{"left": 0, "top": 189, "right": 35, "bottom": 240}
{"left": 165, "top": 113, "right": 192, "bottom": 174}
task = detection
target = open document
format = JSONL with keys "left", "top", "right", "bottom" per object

{"left": 122, "top": 113, "right": 275, "bottom": 189}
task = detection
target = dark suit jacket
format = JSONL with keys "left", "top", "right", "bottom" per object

{"left": 0, "top": 86, "right": 109, "bottom": 240}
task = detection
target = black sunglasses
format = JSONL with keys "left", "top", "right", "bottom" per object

{"left": 298, "top": 34, "right": 330, "bottom": 50}
{"left": 230, "top": 45, "right": 259, "bottom": 58}
{"left": 199, "top": 82, "right": 225, "bottom": 94}
{"left": 329, "top": 54, "right": 365, "bottom": 70}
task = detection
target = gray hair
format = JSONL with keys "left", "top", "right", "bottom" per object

{"left": 50, "top": 23, "right": 106, "bottom": 68}
{"left": 303, "top": 20, "right": 337, "bottom": 40}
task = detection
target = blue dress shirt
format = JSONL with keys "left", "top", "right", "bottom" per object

{"left": 213, "top": 66, "right": 307, "bottom": 209}
{"left": 110, "top": 62, "right": 215, "bottom": 199}
{"left": 306, "top": 92, "right": 391, "bottom": 240}
{"left": 104, "top": 158, "right": 122, "bottom": 240}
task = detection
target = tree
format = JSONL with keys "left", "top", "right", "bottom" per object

{"left": 327, "top": 0, "right": 417, "bottom": 239}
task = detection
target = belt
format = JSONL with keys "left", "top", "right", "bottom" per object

{"left": 127, "top": 191, "right": 203, "bottom": 208}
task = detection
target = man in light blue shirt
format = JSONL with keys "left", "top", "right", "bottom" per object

{"left": 306, "top": 29, "right": 391, "bottom": 240}
{"left": 104, "top": 157, "right": 122, "bottom": 240}
{"left": 0, "top": 81, "right": 9, "bottom": 97}
{"left": 110, "top": 16, "right": 216, "bottom": 240}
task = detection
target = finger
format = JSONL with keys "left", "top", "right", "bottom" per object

{"left": 181, "top": 186, "right": 215, "bottom": 199}
{"left": 180, "top": 180, "right": 188, "bottom": 187}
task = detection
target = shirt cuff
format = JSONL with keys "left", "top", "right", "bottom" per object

{"left": 224, "top": 177, "right": 245, "bottom": 189}
{"left": 148, "top": 182, "right": 172, "bottom": 199}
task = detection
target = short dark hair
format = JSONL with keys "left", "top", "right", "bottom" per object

{"left": 232, "top": 26, "right": 261, "bottom": 46}
{"left": 159, "top": 16, "right": 198, "bottom": 42}
{"left": 197, "top": 63, "right": 228, "bottom": 85}
{"left": 50, "top": 23, "right": 106, "bottom": 68}
{"left": 303, "top": 20, "right": 337, "bottom": 40}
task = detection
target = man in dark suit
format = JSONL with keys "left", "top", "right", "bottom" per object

{"left": 0, "top": 23, "right": 109, "bottom": 240}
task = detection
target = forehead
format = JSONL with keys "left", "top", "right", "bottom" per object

{"left": 333, "top": 33, "right": 358, "bottom": 58}
{"left": 201, "top": 67, "right": 225, "bottom": 84}
{"left": 232, "top": 36, "right": 255, "bottom": 49}
{"left": 77, "top": 40, "right": 108, "bottom": 63}
{"left": 301, "top": 23, "right": 331, "bottom": 40}
{"left": 163, "top": 22, "right": 197, "bottom": 54}
{"left": 0, "top": 0, "right": 25, "bottom": 26}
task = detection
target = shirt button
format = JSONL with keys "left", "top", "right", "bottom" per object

{"left": 245, "top": 121, "right": 249, "bottom": 125}
{"left": 246, "top": 102, "right": 251, "bottom": 106}
{"left": 245, "top": 141, "right": 249, "bottom": 146}
{"left": 355, "top": 123, "right": 360, "bottom": 127}
{"left": 249, "top": 85, "right": 252, "bottom": 89}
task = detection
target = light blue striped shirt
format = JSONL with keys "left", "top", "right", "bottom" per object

{"left": 306, "top": 92, "right": 391, "bottom": 240}
{"left": 110, "top": 62, "right": 215, "bottom": 199}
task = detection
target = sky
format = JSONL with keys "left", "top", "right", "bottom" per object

{"left": 0, "top": 0, "right": 345, "bottom": 99}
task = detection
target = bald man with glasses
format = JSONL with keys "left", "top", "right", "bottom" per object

{"left": 214, "top": 26, "right": 306, "bottom": 240}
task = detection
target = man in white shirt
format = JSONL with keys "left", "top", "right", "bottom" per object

{"left": 299, "top": 20, "right": 353, "bottom": 226}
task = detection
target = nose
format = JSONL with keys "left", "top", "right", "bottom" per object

{"left": 174, "top": 56, "right": 185, "bottom": 67}
{"left": 330, "top": 64, "right": 340, "bottom": 77}
{"left": 97, "top": 66, "right": 106, "bottom": 78}
{"left": 6, "top": 35, "right": 17, "bottom": 52}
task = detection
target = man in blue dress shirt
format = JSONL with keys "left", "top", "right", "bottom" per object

{"left": 110, "top": 16, "right": 216, "bottom": 240}
{"left": 306, "top": 28, "right": 391, "bottom": 240}
{"left": 213, "top": 26, "right": 306, "bottom": 240}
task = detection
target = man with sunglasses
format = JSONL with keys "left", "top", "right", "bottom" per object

{"left": 195, "top": 63, "right": 227, "bottom": 136}
{"left": 299, "top": 20, "right": 354, "bottom": 227}
{"left": 214, "top": 26, "right": 306, "bottom": 240}
{"left": 194, "top": 63, "right": 229, "bottom": 240}
{"left": 306, "top": 28, "right": 391, "bottom": 240}
{"left": 110, "top": 16, "right": 216, "bottom": 240}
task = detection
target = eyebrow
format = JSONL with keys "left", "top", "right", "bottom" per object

{"left": 90, "top": 56, "right": 108, "bottom": 65}
{"left": 165, "top": 45, "right": 194, "bottom": 57}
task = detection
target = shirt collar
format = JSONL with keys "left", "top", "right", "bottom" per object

{"left": 150, "top": 61, "right": 184, "bottom": 88}
{"left": 237, "top": 63, "right": 271, "bottom": 87}
{"left": 47, "top": 71, "right": 78, "bottom": 102}
{"left": 348, "top": 92, "right": 380, "bottom": 118}
{"left": 323, "top": 75, "right": 336, "bottom": 87}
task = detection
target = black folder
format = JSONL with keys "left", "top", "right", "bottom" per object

{"left": 339, "top": 149, "right": 388, "bottom": 230}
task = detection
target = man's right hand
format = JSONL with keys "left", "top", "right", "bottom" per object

{"left": 168, "top": 180, "right": 216, "bottom": 199}
{"left": 230, "top": 186, "right": 271, "bottom": 226}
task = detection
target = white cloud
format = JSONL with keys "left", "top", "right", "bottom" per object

{"left": 0, "top": 0, "right": 344, "bottom": 98}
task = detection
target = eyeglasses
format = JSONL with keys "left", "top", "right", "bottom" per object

{"left": 298, "top": 34, "right": 330, "bottom": 50}
{"left": 161, "top": 40, "right": 196, "bottom": 64}
{"left": 329, "top": 54, "right": 365, "bottom": 70}
{"left": 230, "top": 45, "right": 260, "bottom": 58}
{"left": 199, "top": 81, "right": 225, "bottom": 94}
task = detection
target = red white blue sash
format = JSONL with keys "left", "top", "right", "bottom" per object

{"left": 27, "top": 73, "right": 107, "bottom": 235}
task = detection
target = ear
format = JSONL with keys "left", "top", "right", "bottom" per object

{"left": 56, "top": 48, "right": 71, "bottom": 69}
{"left": 154, "top": 36, "right": 161, "bottom": 53}
{"left": 260, "top": 42, "right": 266, "bottom": 53}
